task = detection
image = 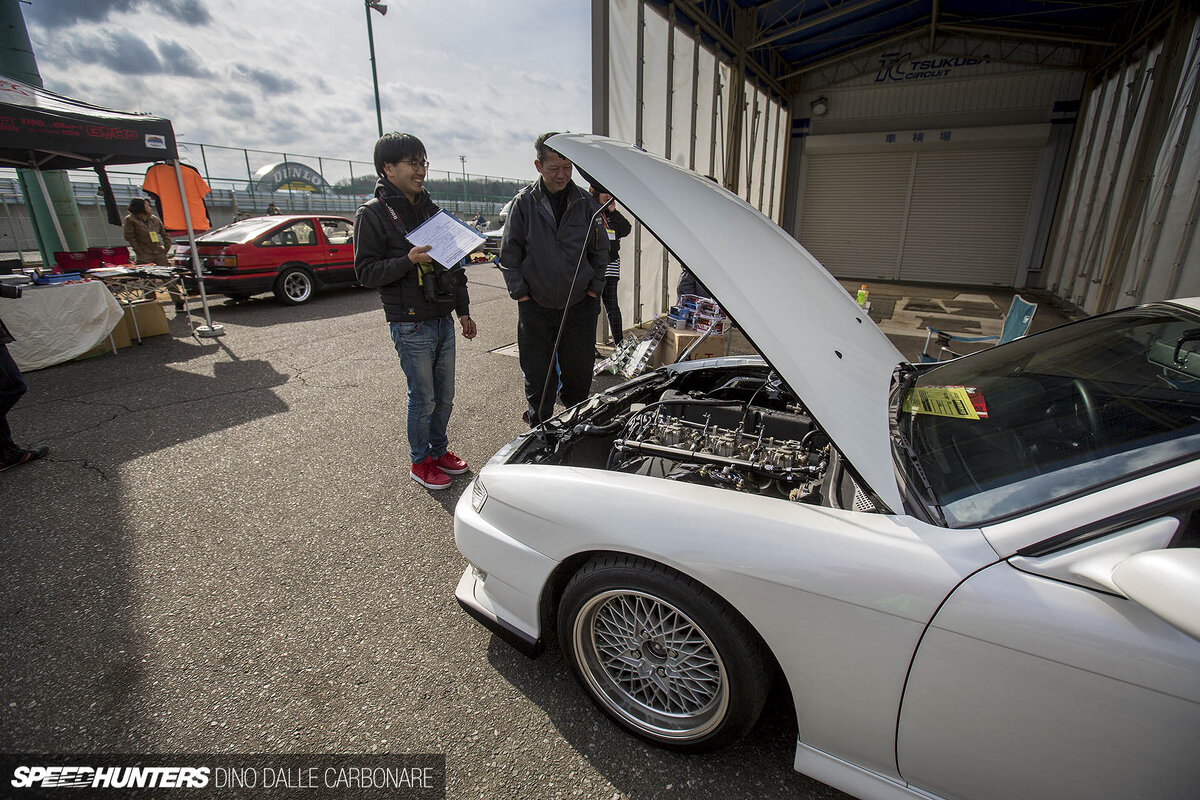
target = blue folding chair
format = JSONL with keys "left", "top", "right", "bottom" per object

{"left": 920, "top": 295, "right": 1038, "bottom": 362}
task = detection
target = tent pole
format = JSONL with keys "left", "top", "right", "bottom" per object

{"left": 31, "top": 165, "right": 67, "bottom": 254}
{"left": 172, "top": 159, "right": 224, "bottom": 339}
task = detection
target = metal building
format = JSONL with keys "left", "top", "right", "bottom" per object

{"left": 592, "top": 0, "right": 1196, "bottom": 318}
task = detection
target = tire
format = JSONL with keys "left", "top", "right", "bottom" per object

{"left": 273, "top": 266, "right": 315, "bottom": 305}
{"left": 557, "top": 555, "right": 770, "bottom": 751}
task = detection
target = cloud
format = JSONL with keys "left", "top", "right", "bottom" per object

{"left": 48, "top": 29, "right": 212, "bottom": 79}
{"left": 25, "top": 0, "right": 592, "bottom": 180}
{"left": 233, "top": 64, "right": 298, "bottom": 96}
{"left": 63, "top": 29, "right": 163, "bottom": 76}
{"left": 24, "top": 0, "right": 211, "bottom": 30}
{"left": 157, "top": 39, "right": 213, "bottom": 78}
{"left": 161, "top": 0, "right": 212, "bottom": 25}
{"left": 218, "top": 90, "right": 256, "bottom": 111}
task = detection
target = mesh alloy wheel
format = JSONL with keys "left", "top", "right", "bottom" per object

{"left": 573, "top": 589, "right": 728, "bottom": 740}
{"left": 558, "top": 556, "right": 769, "bottom": 751}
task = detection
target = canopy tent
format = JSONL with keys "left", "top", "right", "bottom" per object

{"left": 0, "top": 74, "right": 222, "bottom": 337}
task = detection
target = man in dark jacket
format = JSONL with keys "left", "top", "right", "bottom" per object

{"left": 500, "top": 132, "right": 608, "bottom": 426}
{"left": 354, "top": 133, "right": 477, "bottom": 491}
{"left": 0, "top": 312, "right": 49, "bottom": 471}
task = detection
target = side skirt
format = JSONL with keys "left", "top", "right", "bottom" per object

{"left": 794, "top": 741, "right": 945, "bottom": 800}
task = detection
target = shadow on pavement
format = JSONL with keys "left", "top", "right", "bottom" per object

{"left": 1, "top": 324, "right": 292, "bottom": 751}
{"left": 484, "top": 637, "right": 851, "bottom": 800}
{"left": 188, "top": 284, "right": 378, "bottom": 328}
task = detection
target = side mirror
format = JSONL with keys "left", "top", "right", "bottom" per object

{"left": 1111, "top": 549, "right": 1200, "bottom": 641}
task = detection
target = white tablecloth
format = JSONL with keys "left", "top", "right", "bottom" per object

{"left": 0, "top": 280, "right": 125, "bottom": 371}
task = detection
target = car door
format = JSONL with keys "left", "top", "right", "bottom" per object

{"left": 259, "top": 218, "right": 321, "bottom": 272}
{"left": 896, "top": 493, "right": 1200, "bottom": 800}
{"left": 318, "top": 218, "right": 356, "bottom": 284}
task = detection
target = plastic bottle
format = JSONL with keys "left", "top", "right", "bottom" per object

{"left": 856, "top": 284, "right": 869, "bottom": 307}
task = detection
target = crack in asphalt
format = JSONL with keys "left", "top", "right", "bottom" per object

{"left": 49, "top": 457, "right": 112, "bottom": 482}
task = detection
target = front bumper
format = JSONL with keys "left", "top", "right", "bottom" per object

{"left": 454, "top": 472, "right": 560, "bottom": 657}
{"left": 454, "top": 567, "right": 543, "bottom": 657}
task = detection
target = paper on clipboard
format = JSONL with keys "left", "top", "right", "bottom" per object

{"left": 405, "top": 210, "right": 486, "bottom": 269}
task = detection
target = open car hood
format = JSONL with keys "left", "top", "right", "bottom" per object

{"left": 550, "top": 134, "right": 906, "bottom": 512}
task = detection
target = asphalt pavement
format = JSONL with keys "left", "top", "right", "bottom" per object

{"left": 1, "top": 262, "right": 851, "bottom": 799}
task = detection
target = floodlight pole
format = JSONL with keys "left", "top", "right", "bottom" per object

{"left": 460, "top": 155, "right": 467, "bottom": 208}
{"left": 365, "top": 0, "right": 386, "bottom": 137}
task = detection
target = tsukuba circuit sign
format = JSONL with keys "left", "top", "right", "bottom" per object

{"left": 252, "top": 161, "right": 332, "bottom": 193}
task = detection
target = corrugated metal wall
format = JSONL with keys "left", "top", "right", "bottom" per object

{"left": 811, "top": 69, "right": 1085, "bottom": 127}
{"left": 789, "top": 53, "right": 1079, "bottom": 287}
{"left": 1043, "top": 12, "right": 1200, "bottom": 312}
{"left": 599, "top": 0, "right": 790, "bottom": 327}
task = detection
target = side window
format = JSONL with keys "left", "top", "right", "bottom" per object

{"left": 261, "top": 220, "right": 316, "bottom": 247}
{"left": 1170, "top": 507, "right": 1200, "bottom": 548}
{"left": 321, "top": 218, "right": 353, "bottom": 245}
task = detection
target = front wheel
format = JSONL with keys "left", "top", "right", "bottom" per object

{"left": 557, "top": 555, "right": 770, "bottom": 751}
{"left": 274, "top": 266, "right": 315, "bottom": 305}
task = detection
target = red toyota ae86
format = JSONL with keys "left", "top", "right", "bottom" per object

{"left": 174, "top": 214, "right": 357, "bottom": 305}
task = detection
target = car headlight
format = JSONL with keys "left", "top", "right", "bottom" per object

{"left": 470, "top": 478, "right": 487, "bottom": 513}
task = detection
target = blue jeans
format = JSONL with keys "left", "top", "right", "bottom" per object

{"left": 390, "top": 315, "right": 455, "bottom": 464}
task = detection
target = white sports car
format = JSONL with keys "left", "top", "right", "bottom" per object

{"left": 454, "top": 134, "right": 1200, "bottom": 800}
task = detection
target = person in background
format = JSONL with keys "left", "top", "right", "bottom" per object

{"left": 122, "top": 198, "right": 184, "bottom": 311}
{"left": 677, "top": 267, "right": 713, "bottom": 305}
{"left": 473, "top": 212, "right": 487, "bottom": 230}
{"left": 0, "top": 307, "right": 48, "bottom": 472}
{"left": 499, "top": 132, "right": 608, "bottom": 427}
{"left": 266, "top": 203, "right": 282, "bottom": 215}
{"left": 354, "top": 132, "right": 477, "bottom": 491}
{"left": 589, "top": 185, "right": 631, "bottom": 346}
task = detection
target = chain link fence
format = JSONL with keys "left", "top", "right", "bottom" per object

{"left": 0, "top": 141, "right": 527, "bottom": 262}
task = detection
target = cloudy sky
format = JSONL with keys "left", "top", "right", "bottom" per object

{"left": 22, "top": 0, "right": 593, "bottom": 186}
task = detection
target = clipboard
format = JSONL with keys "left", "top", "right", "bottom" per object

{"left": 406, "top": 210, "right": 487, "bottom": 269}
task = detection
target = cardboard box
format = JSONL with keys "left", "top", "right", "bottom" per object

{"left": 75, "top": 317, "right": 132, "bottom": 360}
{"left": 656, "top": 327, "right": 728, "bottom": 366}
{"left": 123, "top": 300, "right": 170, "bottom": 340}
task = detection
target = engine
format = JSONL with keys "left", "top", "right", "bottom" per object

{"left": 514, "top": 366, "right": 841, "bottom": 504}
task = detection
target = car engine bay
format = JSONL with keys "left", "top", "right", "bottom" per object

{"left": 509, "top": 364, "right": 878, "bottom": 511}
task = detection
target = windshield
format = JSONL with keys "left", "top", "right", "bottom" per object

{"left": 897, "top": 304, "right": 1200, "bottom": 527}
{"left": 197, "top": 217, "right": 286, "bottom": 244}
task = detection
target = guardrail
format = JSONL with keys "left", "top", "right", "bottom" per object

{"left": 0, "top": 140, "right": 525, "bottom": 260}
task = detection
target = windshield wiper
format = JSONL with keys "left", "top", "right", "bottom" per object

{"left": 889, "top": 364, "right": 947, "bottom": 526}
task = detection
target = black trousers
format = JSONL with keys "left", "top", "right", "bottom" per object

{"left": 602, "top": 276, "right": 622, "bottom": 341}
{"left": 0, "top": 343, "right": 28, "bottom": 461}
{"left": 518, "top": 295, "right": 600, "bottom": 424}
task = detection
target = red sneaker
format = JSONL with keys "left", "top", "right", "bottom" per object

{"left": 410, "top": 456, "right": 451, "bottom": 490}
{"left": 434, "top": 451, "right": 469, "bottom": 475}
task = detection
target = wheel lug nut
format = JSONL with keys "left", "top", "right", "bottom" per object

{"left": 656, "top": 667, "right": 667, "bottom": 677}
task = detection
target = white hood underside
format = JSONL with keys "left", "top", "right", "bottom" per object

{"left": 550, "top": 134, "right": 905, "bottom": 512}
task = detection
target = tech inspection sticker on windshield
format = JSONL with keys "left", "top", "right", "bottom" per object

{"left": 903, "top": 386, "right": 989, "bottom": 419}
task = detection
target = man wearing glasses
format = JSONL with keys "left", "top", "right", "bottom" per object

{"left": 354, "top": 132, "right": 477, "bottom": 491}
{"left": 500, "top": 132, "right": 608, "bottom": 426}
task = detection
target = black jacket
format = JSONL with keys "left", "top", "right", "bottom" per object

{"left": 353, "top": 178, "right": 469, "bottom": 323}
{"left": 601, "top": 207, "right": 631, "bottom": 263}
{"left": 499, "top": 179, "right": 607, "bottom": 310}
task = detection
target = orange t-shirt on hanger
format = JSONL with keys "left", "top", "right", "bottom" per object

{"left": 142, "top": 163, "right": 211, "bottom": 232}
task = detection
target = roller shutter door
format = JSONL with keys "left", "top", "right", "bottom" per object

{"left": 799, "top": 152, "right": 910, "bottom": 281}
{"left": 799, "top": 147, "right": 1041, "bottom": 286}
{"left": 900, "top": 148, "right": 1040, "bottom": 285}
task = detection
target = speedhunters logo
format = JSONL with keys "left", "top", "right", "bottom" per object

{"left": 876, "top": 52, "right": 989, "bottom": 82}
{"left": 12, "top": 765, "right": 210, "bottom": 789}
{"left": 4, "top": 754, "right": 446, "bottom": 798}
